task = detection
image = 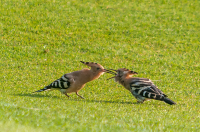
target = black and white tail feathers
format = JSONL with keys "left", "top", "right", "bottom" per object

{"left": 163, "top": 98, "right": 176, "bottom": 105}
{"left": 134, "top": 89, "right": 176, "bottom": 105}
{"left": 33, "top": 86, "right": 52, "bottom": 93}
{"left": 130, "top": 78, "right": 176, "bottom": 105}
{"left": 33, "top": 75, "right": 70, "bottom": 93}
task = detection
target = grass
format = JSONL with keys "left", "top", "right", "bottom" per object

{"left": 0, "top": 0, "right": 200, "bottom": 131}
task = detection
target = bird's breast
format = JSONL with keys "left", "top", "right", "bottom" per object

{"left": 65, "top": 82, "right": 86, "bottom": 93}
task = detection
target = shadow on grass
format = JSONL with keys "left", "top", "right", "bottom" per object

{"left": 13, "top": 93, "right": 138, "bottom": 105}
{"left": 13, "top": 93, "right": 62, "bottom": 99}
{"left": 68, "top": 98, "right": 138, "bottom": 105}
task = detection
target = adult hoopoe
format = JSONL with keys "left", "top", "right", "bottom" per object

{"left": 33, "top": 61, "right": 106, "bottom": 99}
{"left": 106, "top": 68, "right": 176, "bottom": 105}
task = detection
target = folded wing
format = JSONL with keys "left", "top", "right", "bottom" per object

{"left": 130, "top": 78, "right": 167, "bottom": 100}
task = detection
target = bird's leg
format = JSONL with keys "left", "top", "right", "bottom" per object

{"left": 137, "top": 100, "right": 144, "bottom": 103}
{"left": 76, "top": 92, "right": 85, "bottom": 99}
{"left": 64, "top": 93, "right": 70, "bottom": 98}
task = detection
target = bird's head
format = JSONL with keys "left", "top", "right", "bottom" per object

{"left": 122, "top": 69, "right": 138, "bottom": 77}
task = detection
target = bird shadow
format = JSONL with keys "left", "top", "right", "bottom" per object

{"left": 13, "top": 93, "right": 62, "bottom": 99}
{"left": 13, "top": 93, "right": 138, "bottom": 105}
{"left": 69, "top": 98, "right": 138, "bottom": 105}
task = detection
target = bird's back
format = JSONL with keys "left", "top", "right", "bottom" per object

{"left": 128, "top": 77, "right": 166, "bottom": 96}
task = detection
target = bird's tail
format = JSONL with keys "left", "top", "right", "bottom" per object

{"left": 32, "top": 86, "right": 51, "bottom": 93}
{"left": 163, "top": 97, "right": 176, "bottom": 105}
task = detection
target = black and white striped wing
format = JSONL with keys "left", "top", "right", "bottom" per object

{"left": 130, "top": 78, "right": 166, "bottom": 100}
{"left": 48, "top": 75, "right": 70, "bottom": 89}
{"left": 34, "top": 75, "right": 71, "bottom": 93}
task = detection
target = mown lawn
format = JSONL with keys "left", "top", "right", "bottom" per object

{"left": 0, "top": 0, "right": 199, "bottom": 131}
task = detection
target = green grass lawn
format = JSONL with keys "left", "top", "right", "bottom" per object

{"left": 0, "top": 0, "right": 200, "bottom": 131}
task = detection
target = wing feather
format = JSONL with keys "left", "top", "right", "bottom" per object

{"left": 130, "top": 78, "right": 167, "bottom": 100}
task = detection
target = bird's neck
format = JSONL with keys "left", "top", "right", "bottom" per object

{"left": 116, "top": 76, "right": 131, "bottom": 90}
{"left": 89, "top": 70, "right": 103, "bottom": 81}
{"left": 81, "top": 70, "right": 102, "bottom": 83}
{"left": 115, "top": 76, "right": 125, "bottom": 86}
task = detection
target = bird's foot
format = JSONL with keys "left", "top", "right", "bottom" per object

{"left": 76, "top": 92, "right": 85, "bottom": 99}
{"left": 65, "top": 93, "right": 70, "bottom": 98}
{"left": 137, "top": 100, "right": 144, "bottom": 103}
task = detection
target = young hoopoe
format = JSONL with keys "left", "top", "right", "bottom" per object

{"left": 33, "top": 61, "right": 106, "bottom": 99}
{"left": 106, "top": 68, "right": 176, "bottom": 105}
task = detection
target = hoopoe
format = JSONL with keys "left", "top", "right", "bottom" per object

{"left": 106, "top": 68, "right": 176, "bottom": 105}
{"left": 33, "top": 61, "right": 106, "bottom": 99}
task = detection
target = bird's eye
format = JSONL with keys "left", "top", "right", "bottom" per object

{"left": 97, "top": 68, "right": 100, "bottom": 70}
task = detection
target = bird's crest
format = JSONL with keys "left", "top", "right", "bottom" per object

{"left": 80, "top": 61, "right": 104, "bottom": 68}
{"left": 123, "top": 70, "right": 138, "bottom": 75}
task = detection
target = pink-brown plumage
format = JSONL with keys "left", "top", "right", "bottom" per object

{"left": 106, "top": 68, "right": 176, "bottom": 105}
{"left": 33, "top": 61, "right": 105, "bottom": 99}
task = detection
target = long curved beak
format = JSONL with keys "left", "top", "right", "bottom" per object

{"left": 102, "top": 69, "right": 107, "bottom": 72}
{"left": 134, "top": 71, "right": 138, "bottom": 74}
{"left": 107, "top": 76, "right": 116, "bottom": 80}
{"left": 104, "top": 69, "right": 117, "bottom": 80}
{"left": 104, "top": 69, "right": 117, "bottom": 75}
{"left": 108, "top": 69, "right": 117, "bottom": 72}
